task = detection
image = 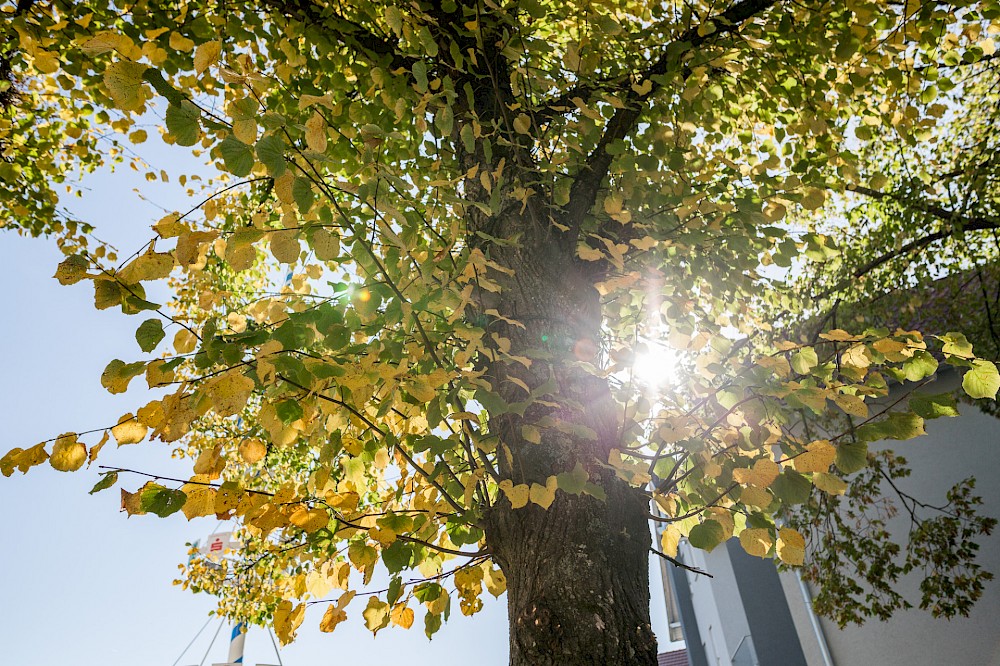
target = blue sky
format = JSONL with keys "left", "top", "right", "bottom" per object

{"left": 0, "top": 130, "right": 672, "bottom": 665}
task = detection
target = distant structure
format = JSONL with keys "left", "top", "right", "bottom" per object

{"left": 653, "top": 371, "right": 1000, "bottom": 665}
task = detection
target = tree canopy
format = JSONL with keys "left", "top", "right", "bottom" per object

{"left": 3, "top": 0, "right": 1000, "bottom": 662}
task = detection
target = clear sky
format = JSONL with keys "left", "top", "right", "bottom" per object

{"left": 0, "top": 130, "right": 673, "bottom": 665}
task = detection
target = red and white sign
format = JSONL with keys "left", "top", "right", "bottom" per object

{"left": 201, "top": 532, "right": 238, "bottom": 558}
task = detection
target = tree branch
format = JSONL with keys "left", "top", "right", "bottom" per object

{"left": 814, "top": 184, "right": 1000, "bottom": 299}
{"left": 558, "top": 0, "right": 780, "bottom": 245}
{"left": 260, "top": 0, "right": 416, "bottom": 72}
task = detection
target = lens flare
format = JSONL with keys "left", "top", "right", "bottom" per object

{"left": 633, "top": 343, "right": 679, "bottom": 387}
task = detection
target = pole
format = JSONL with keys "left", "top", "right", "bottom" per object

{"left": 228, "top": 623, "right": 246, "bottom": 664}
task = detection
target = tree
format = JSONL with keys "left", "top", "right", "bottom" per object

{"left": 3, "top": 1, "right": 1000, "bottom": 664}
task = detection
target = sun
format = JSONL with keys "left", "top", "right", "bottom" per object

{"left": 632, "top": 341, "right": 680, "bottom": 388}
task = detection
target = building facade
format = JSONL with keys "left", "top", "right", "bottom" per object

{"left": 655, "top": 371, "right": 1000, "bottom": 665}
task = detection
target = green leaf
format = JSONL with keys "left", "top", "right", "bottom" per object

{"left": 381, "top": 541, "right": 413, "bottom": 573}
{"left": 942, "top": 332, "right": 974, "bottom": 358}
{"left": 100, "top": 359, "right": 146, "bottom": 394}
{"left": 791, "top": 348, "right": 818, "bottom": 375}
{"left": 903, "top": 350, "right": 938, "bottom": 382}
{"left": 293, "top": 177, "right": 315, "bottom": 213}
{"left": 835, "top": 440, "right": 868, "bottom": 474}
{"left": 142, "top": 68, "right": 184, "bottom": 105}
{"left": 770, "top": 470, "right": 812, "bottom": 505}
{"left": 275, "top": 399, "right": 304, "bottom": 424}
{"left": 89, "top": 471, "right": 118, "bottom": 494}
{"left": 909, "top": 392, "right": 960, "bottom": 419}
{"left": 138, "top": 483, "right": 187, "bottom": 517}
{"left": 255, "top": 134, "right": 286, "bottom": 176}
{"left": 219, "top": 136, "right": 254, "bottom": 177}
{"left": 688, "top": 519, "right": 726, "bottom": 552}
{"left": 473, "top": 388, "right": 508, "bottom": 417}
{"left": 135, "top": 318, "right": 165, "bottom": 352}
{"left": 582, "top": 482, "right": 607, "bottom": 501}
{"left": 856, "top": 412, "right": 925, "bottom": 442}
{"left": 424, "top": 608, "right": 442, "bottom": 639}
{"left": 555, "top": 463, "right": 589, "bottom": 495}
{"left": 166, "top": 101, "right": 201, "bottom": 146}
{"left": 963, "top": 360, "right": 1000, "bottom": 399}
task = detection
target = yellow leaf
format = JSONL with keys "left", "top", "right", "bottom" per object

{"left": 104, "top": 60, "right": 148, "bottom": 112}
{"left": 239, "top": 438, "right": 267, "bottom": 464}
{"left": 174, "top": 231, "right": 219, "bottom": 268}
{"left": 290, "top": 506, "right": 329, "bottom": 533}
{"left": 214, "top": 482, "right": 243, "bottom": 514}
{"left": 80, "top": 31, "right": 127, "bottom": 56}
{"left": 777, "top": 527, "right": 805, "bottom": 565}
{"left": 305, "top": 111, "right": 328, "bottom": 152}
{"left": 842, "top": 343, "right": 872, "bottom": 370}
{"left": 362, "top": 596, "right": 390, "bottom": 634}
{"left": 88, "top": 431, "right": 109, "bottom": 466}
{"left": 270, "top": 230, "right": 301, "bottom": 264}
{"left": 631, "top": 79, "right": 653, "bottom": 95}
{"left": 50, "top": 433, "right": 86, "bottom": 472}
{"left": 207, "top": 371, "right": 255, "bottom": 417}
{"left": 819, "top": 329, "right": 859, "bottom": 342}
{"left": 153, "top": 213, "right": 187, "bottom": 239}
{"left": 348, "top": 541, "right": 377, "bottom": 573}
{"left": 111, "top": 413, "right": 148, "bottom": 445}
{"left": 498, "top": 480, "right": 529, "bottom": 509}
{"left": 800, "top": 188, "right": 826, "bottom": 210}
{"left": 739, "top": 528, "right": 773, "bottom": 558}
{"left": 119, "top": 250, "right": 173, "bottom": 284}
{"left": 794, "top": 439, "right": 836, "bottom": 473}
{"left": 403, "top": 377, "right": 437, "bottom": 402}
{"left": 273, "top": 600, "right": 305, "bottom": 645}
{"left": 310, "top": 228, "right": 340, "bottom": 261}
{"left": 390, "top": 604, "right": 415, "bottom": 629}
{"left": 733, "top": 458, "right": 780, "bottom": 488}
{"left": 146, "top": 360, "right": 175, "bottom": 388}
{"left": 603, "top": 193, "right": 624, "bottom": 215}
{"left": 577, "top": 245, "right": 604, "bottom": 261}
{"left": 173, "top": 328, "right": 197, "bottom": 354}
{"left": 812, "top": 472, "right": 848, "bottom": 495}
{"left": 169, "top": 32, "right": 195, "bottom": 52}
{"left": 660, "top": 525, "right": 681, "bottom": 557}
{"left": 180, "top": 482, "right": 218, "bottom": 520}
{"left": 2, "top": 442, "right": 48, "bottom": 476}
{"left": 529, "top": 476, "right": 558, "bottom": 509}
{"left": 120, "top": 487, "right": 145, "bottom": 516}
{"left": 740, "top": 485, "right": 773, "bottom": 508}
{"left": 193, "top": 445, "right": 224, "bottom": 478}
{"left": 654, "top": 493, "right": 678, "bottom": 516}
{"left": 834, "top": 393, "right": 868, "bottom": 418}
{"left": 319, "top": 591, "right": 355, "bottom": 632}
{"left": 193, "top": 40, "right": 222, "bottom": 74}
{"left": 512, "top": 113, "right": 531, "bottom": 134}
{"left": 705, "top": 507, "right": 734, "bottom": 540}
{"left": 483, "top": 565, "right": 507, "bottom": 597}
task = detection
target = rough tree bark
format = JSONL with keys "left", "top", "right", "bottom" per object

{"left": 477, "top": 223, "right": 659, "bottom": 665}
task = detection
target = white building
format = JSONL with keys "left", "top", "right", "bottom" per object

{"left": 655, "top": 370, "right": 1000, "bottom": 665}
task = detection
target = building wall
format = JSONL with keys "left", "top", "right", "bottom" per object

{"left": 806, "top": 374, "right": 1000, "bottom": 666}
{"left": 661, "top": 372, "right": 1000, "bottom": 665}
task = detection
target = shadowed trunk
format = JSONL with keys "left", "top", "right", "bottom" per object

{"left": 488, "top": 479, "right": 658, "bottom": 666}
{"left": 476, "top": 229, "right": 659, "bottom": 665}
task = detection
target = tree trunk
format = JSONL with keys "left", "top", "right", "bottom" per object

{"left": 487, "top": 479, "right": 658, "bottom": 666}
{"left": 475, "top": 232, "right": 659, "bottom": 665}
